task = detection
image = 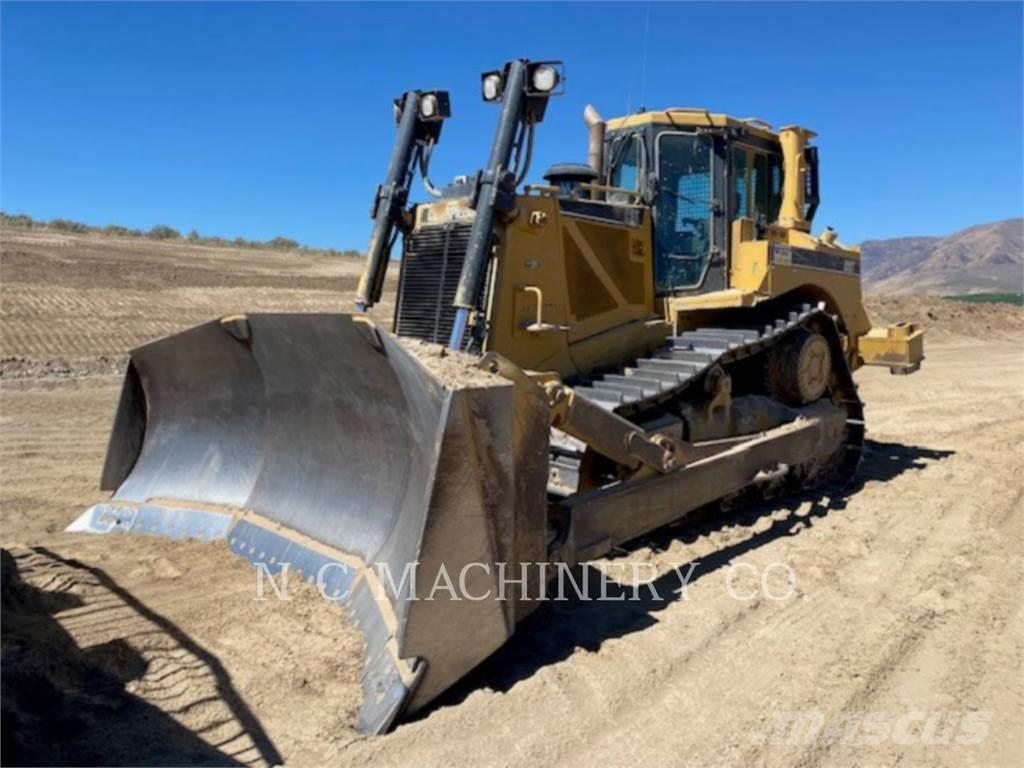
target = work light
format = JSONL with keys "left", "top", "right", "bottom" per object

{"left": 530, "top": 64, "right": 559, "bottom": 93}
{"left": 481, "top": 72, "right": 503, "bottom": 102}
{"left": 415, "top": 90, "right": 450, "bottom": 122}
{"left": 525, "top": 61, "right": 564, "bottom": 96}
{"left": 420, "top": 94, "right": 438, "bottom": 119}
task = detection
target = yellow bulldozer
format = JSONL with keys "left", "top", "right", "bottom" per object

{"left": 70, "top": 59, "right": 925, "bottom": 733}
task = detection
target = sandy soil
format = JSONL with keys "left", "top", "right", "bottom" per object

{"left": 1, "top": 229, "right": 1022, "bottom": 767}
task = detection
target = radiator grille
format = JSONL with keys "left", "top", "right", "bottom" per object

{"left": 394, "top": 224, "right": 473, "bottom": 344}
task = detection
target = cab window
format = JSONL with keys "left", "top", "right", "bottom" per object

{"left": 607, "top": 134, "right": 642, "bottom": 203}
{"left": 654, "top": 132, "right": 714, "bottom": 292}
{"left": 754, "top": 153, "right": 784, "bottom": 222}
{"left": 732, "top": 147, "right": 783, "bottom": 222}
{"left": 732, "top": 147, "right": 752, "bottom": 218}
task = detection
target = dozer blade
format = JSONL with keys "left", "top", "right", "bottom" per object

{"left": 69, "top": 313, "right": 549, "bottom": 734}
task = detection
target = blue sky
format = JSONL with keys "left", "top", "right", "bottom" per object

{"left": 2, "top": 2, "right": 1022, "bottom": 248}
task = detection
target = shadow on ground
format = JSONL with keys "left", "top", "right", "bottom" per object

{"left": 419, "top": 439, "right": 955, "bottom": 719}
{"left": 1, "top": 547, "right": 282, "bottom": 767}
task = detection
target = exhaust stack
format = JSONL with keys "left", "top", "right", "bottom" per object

{"left": 583, "top": 104, "right": 605, "bottom": 180}
{"left": 778, "top": 125, "right": 816, "bottom": 232}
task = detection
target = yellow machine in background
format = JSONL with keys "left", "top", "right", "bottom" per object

{"left": 74, "top": 58, "right": 924, "bottom": 735}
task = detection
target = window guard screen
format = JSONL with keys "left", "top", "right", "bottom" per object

{"left": 654, "top": 133, "right": 714, "bottom": 292}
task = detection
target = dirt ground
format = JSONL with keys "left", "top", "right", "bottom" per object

{"left": 1, "top": 229, "right": 1022, "bottom": 767}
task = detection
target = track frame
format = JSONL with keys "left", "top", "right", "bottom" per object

{"left": 544, "top": 304, "right": 866, "bottom": 562}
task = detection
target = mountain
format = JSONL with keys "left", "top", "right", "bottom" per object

{"left": 860, "top": 219, "right": 1023, "bottom": 295}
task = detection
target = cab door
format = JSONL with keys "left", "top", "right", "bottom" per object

{"left": 652, "top": 131, "right": 727, "bottom": 294}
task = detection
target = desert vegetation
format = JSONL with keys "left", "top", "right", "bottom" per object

{"left": 0, "top": 211, "right": 361, "bottom": 259}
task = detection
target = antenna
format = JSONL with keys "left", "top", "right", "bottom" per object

{"left": 639, "top": 1, "right": 652, "bottom": 111}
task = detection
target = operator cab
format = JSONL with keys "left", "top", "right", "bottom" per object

{"left": 601, "top": 110, "right": 818, "bottom": 296}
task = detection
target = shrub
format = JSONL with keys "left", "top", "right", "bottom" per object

{"left": 1, "top": 212, "right": 35, "bottom": 229}
{"left": 149, "top": 225, "right": 179, "bottom": 239}
{"left": 148, "top": 225, "right": 181, "bottom": 240}
{"left": 0, "top": 211, "right": 359, "bottom": 257}
{"left": 268, "top": 236, "right": 299, "bottom": 251}
{"left": 944, "top": 293, "right": 1023, "bottom": 306}
{"left": 49, "top": 218, "right": 90, "bottom": 233}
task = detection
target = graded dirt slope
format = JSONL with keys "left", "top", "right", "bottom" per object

{"left": 0, "top": 228, "right": 395, "bottom": 377}
{"left": 2, "top": 229, "right": 1022, "bottom": 767}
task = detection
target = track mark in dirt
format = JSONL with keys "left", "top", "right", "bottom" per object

{"left": 2, "top": 546, "right": 281, "bottom": 766}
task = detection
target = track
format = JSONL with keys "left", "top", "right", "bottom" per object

{"left": 549, "top": 303, "right": 865, "bottom": 497}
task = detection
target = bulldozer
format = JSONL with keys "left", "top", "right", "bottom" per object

{"left": 70, "top": 59, "right": 925, "bottom": 734}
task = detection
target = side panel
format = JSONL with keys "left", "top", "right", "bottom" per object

{"left": 487, "top": 193, "right": 665, "bottom": 379}
{"left": 727, "top": 234, "right": 871, "bottom": 338}
{"left": 486, "top": 194, "right": 571, "bottom": 372}
{"left": 729, "top": 238, "right": 770, "bottom": 294}
{"left": 768, "top": 264, "right": 871, "bottom": 338}
{"left": 766, "top": 233, "right": 871, "bottom": 338}
{"left": 669, "top": 231, "right": 871, "bottom": 370}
